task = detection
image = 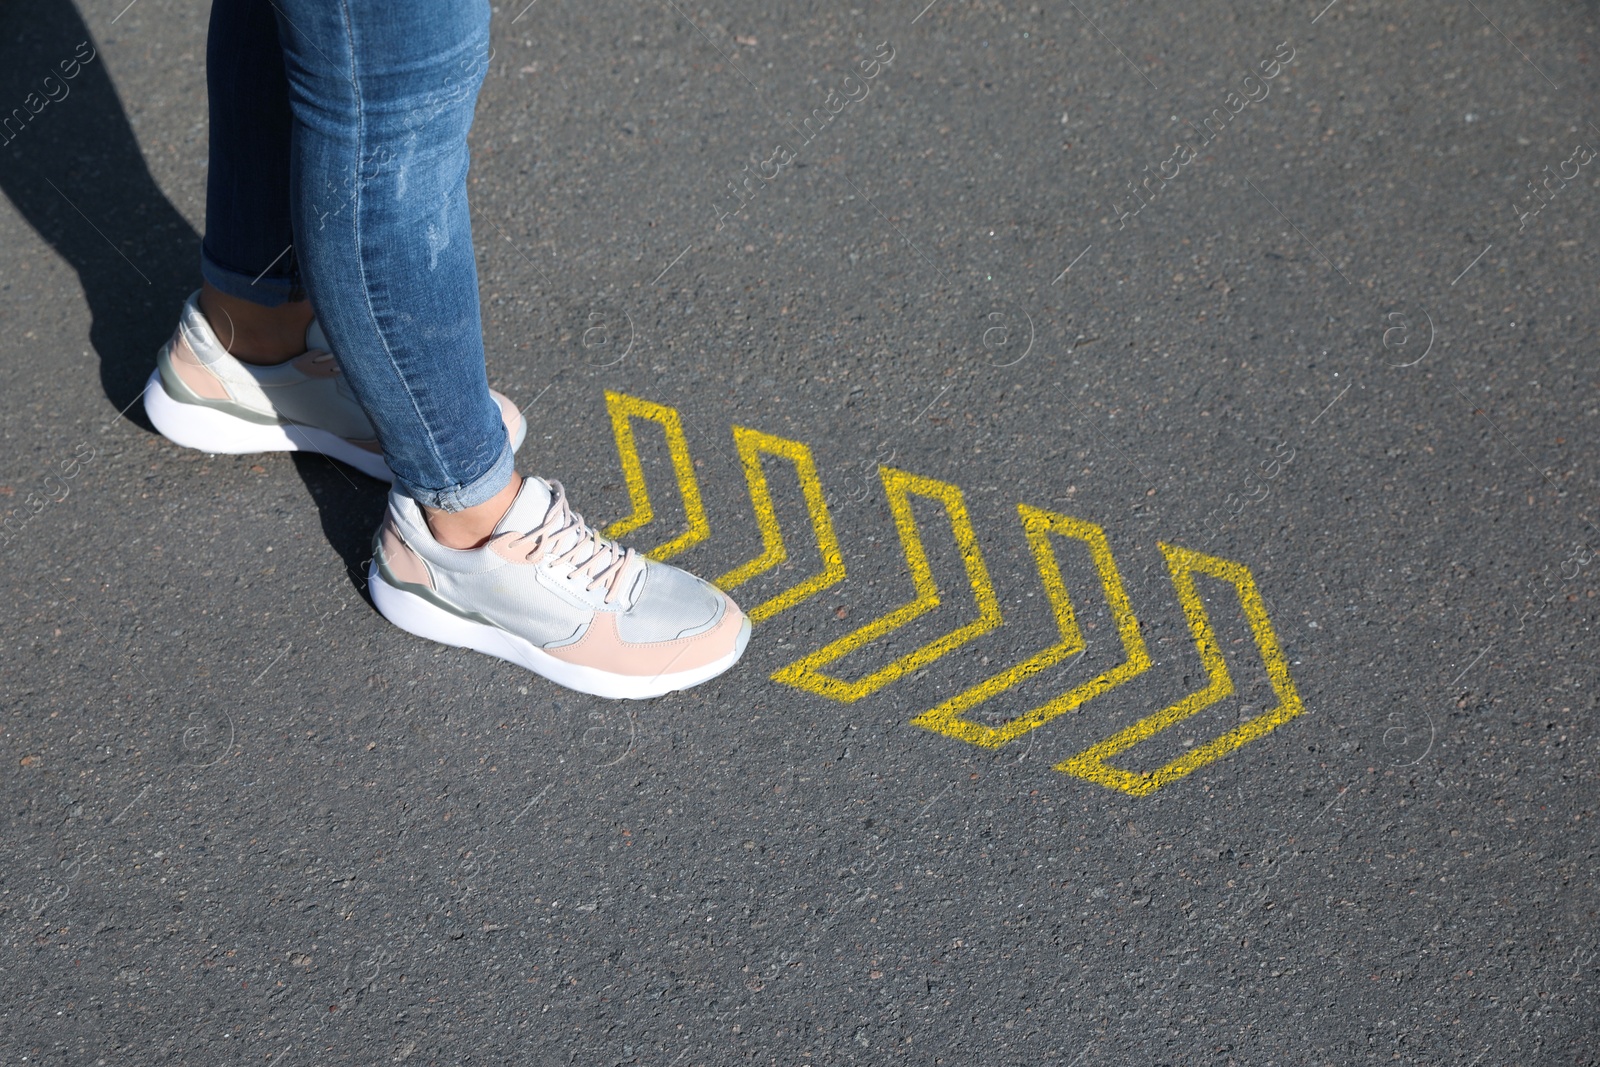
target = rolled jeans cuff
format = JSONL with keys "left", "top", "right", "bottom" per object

{"left": 396, "top": 425, "right": 516, "bottom": 513}
{"left": 200, "top": 240, "right": 301, "bottom": 306}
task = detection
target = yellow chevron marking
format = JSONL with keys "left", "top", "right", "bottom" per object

{"left": 911, "top": 505, "right": 1150, "bottom": 747}
{"left": 1056, "top": 543, "right": 1304, "bottom": 796}
{"left": 771, "top": 467, "right": 1001, "bottom": 702}
{"left": 600, "top": 390, "right": 709, "bottom": 561}
{"left": 714, "top": 426, "right": 846, "bottom": 624}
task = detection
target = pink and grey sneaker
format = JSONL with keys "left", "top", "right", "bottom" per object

{"left": 369, "top": 476, "right": 749, "bottom": 699}
{"left": 143, "top": 291, "right": 526, "bottom": 482}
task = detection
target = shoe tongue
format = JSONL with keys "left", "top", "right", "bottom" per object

{"left": 305, "top": 319, "right": 330, "bottom": 353}
{"left": 491, "top": 476, "right": 555, "bottom": 538}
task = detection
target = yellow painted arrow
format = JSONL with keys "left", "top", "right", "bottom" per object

{"left": 772, "top": 467, "right": 1001, "bottom": 702}
{"left": 714, "top": 426, "right": 845, "bottom": 624}
{"left": 1056, "top": 543, "right": 1304, "bottom": 796}
{"left": 911, "top": 505, "right": 1150, "bottom": 747}
{"left": 600, "top": 390, "right": 709, "bottom": 561}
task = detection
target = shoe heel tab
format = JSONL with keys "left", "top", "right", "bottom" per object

{"left": 376, "top": 517, "right": 437, "bottom": 592}
{"left": 158, "top": 317, "right": 233, "bottom": 401}
{"left": 177, "top": 294, "right": 228, "bottom": 366}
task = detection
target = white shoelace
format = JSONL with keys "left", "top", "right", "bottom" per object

{"left": 508, "top": 480, "right": 637, "bottom": 603}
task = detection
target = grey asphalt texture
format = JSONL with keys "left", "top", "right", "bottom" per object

{"left": 3, "top": 0, "right": 1599, "bottom": 1063}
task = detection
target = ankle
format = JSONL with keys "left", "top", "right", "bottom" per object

{"left": 198, "top": 282, "right": 314, "bottom": 365}
{"left": 424, "top": 474, "right": 523, "bottom": 550}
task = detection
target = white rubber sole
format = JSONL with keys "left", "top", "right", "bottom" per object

{"left": 144, "top": 369, "right": 396, "bottom": 481}
{"left": 368, "top": 562, "right": 750, "bottom": 700}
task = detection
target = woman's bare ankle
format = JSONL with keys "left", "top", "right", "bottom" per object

{"left": 424, "top": 474, "right": 523, "bottom": 550}
{"left": 198, "top": 281, "right": 315, "bottom": 365}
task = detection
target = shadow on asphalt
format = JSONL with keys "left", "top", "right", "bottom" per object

{"left": 0, "top": 0, "right": 191, "bottom": 423}
{"left": 289, "top": 452, "right": 388, "bottom": 600}
{"left": 0, "top": 0, "right": 387, "bottom": 594}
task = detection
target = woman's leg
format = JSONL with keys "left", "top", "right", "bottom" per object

{"left": 150, "top": 0, "right": 524, "bottom": 483}
{"left": 200, "top": 0, "right": 313, "bottom": 363}
{"left": 269, "top": 0, "right": 512, "bottom": 516}
{"left": 262, "top": 0, "right": 749, "bottom": 697}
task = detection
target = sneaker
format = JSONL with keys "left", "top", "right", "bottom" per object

{"left": 143, "top": 291, "right": 526, "bottom": 482}
{"left": 369, "top": 476, "right": 750, "bottom": 699}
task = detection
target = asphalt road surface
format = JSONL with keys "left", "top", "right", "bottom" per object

{"left": 3, "top": 0, "right": 1599, "bottom": 1063}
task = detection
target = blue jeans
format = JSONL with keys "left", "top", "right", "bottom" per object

{"left": 201, "top": 0, "right": 512, "bottom": 512}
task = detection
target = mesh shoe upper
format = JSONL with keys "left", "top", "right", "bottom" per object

{"left": 618, "top": 560, "right": 724, "bottom": 642}
{"left": 381, "top": 476, "right": 731, "bottom": 650}
{"left": 160, "top": 292, "right": 380, "bottom": 440}
{"left": 159, "top": 291, "right": 524, "bottom": 449}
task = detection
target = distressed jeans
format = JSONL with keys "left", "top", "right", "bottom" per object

{"left": 200, "top": 0, "right": 511, "bottom": 512}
